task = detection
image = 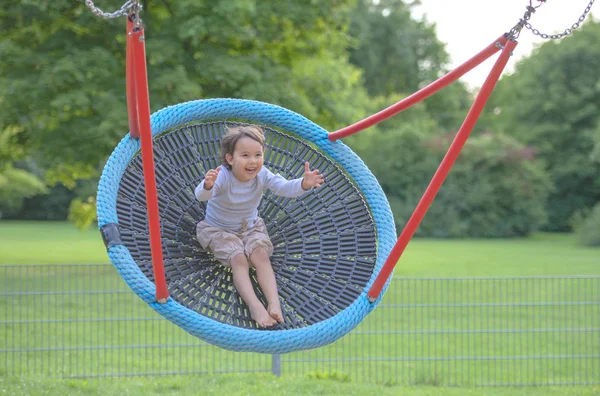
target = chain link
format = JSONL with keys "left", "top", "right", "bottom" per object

{"left": 526, "top": 0, "right": 595, "bottom": 39}
{"left": 84, "top": 0, "right": 136, "bottom": 19}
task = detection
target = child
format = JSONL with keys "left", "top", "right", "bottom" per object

{"left": 194, "top": 125, "right": 325, "bottom": 328}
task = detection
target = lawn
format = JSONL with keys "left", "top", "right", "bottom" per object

{"left": 400, "top": 232, "right": 600, "bottom": 277}
{"left": 0, "top": 221, "right": 107, "bottom": 264}
{"left": 1, "top": 221, "right": 598, "bottom": 276}
{"left": 1, "top": 375, "right": 599, "bottom": 396}
{"left": 0, "top": 221, "right": 598, "bottom": 394}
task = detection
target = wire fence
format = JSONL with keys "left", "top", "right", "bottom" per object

{"left": 1, "top": 264, "right": 598, "bottom": 386}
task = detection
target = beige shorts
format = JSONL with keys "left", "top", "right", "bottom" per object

{"left": 196, "top": 217, "right": 274, "bottom": 267}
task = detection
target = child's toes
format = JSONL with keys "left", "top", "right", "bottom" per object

{"left": 268, "top": 308, "right": 284, "bottom": 324}
{"left": 260, "top": 317, "right": 277, "bottom": 328}
{"left": 250, "top": 306, "right": 277, "bottom": 328}
{"left": 273, "top": 313, "right": 284, "bottom": 324}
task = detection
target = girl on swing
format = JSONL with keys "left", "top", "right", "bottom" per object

{"left": 195, "top": 125, "right": 325, "bottom": 327}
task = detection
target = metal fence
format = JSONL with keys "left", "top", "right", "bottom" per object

{"left": 1, "top": 264, "right": 598, "bottom": 386}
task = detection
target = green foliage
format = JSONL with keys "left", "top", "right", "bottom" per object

{"left": 4, "top": 0, "right": 572, "bottom": 241}
{"left": 347, "top": 0, "right": 472, "bottom": 131}
{"left": 348, "top": 0, "right": 448, "bottom": 97}
{"left": 593, "top": 123, "right": 600, "bottom": 161}
{"left": 0, "top": 167, "right": 47, "bottom": 218}
{"left": 413, "top": 371, "right": 442, "bottom": 387}
{"left": 572, "top": 202, "right": 600, "bottom": 247}
{"left": 0, "top": 125, "right": 27, "bottom": 166}
{"left": 1, "top": 0, "right": 375, "bottom": 225}
{"left": 1, "top": 3, "right": 130, "bottom": 182}
{"left": 0, "top": 0, "right": 365, "bottom": 187}
{"left": 287, "top": 57, "right": 370, "bottom": 131}
{"left": 306, "top": 370, "right": 351, "bottom": 383}
{"left": 10, "top": 184, "right": 74, "bottom": 221}
{"left": 68, "top": 196, "right": 97, "bottom": 231}
{"left": 486, "top": 20, "right": 600, "bottom": 231}
{"left": 421, "top": 133, "right": 551, "bottom": 238}
{"left": 356, "top": 127, "right": 551, "bottom": 238}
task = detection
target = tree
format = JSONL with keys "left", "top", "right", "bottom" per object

{"left": 347, "top": 0, "right": 472, "bottom": 132}
{"left": 0, "top": 166, "right": 47, "bottom": 219}
{"left": 0, "top": 0, "right": 367, "bottom": 190}
{"left": 0, "top": 126, "right": 47, "bottom": 218}
{"left": 485, "top": 20, "right": 600, "bottom": 231}
{"left": 353, "top": 122, "right": 551, "bottom": 238}
{"left": 348, "top": 0, "right": 447, "bottom": 96}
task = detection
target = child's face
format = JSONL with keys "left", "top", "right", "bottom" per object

{"left": 226, "top": 137, "right": 264, "bottom": 183}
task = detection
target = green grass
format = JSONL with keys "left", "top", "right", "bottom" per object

{"left": 1, "top": 221, "right": 598, "bottom": 276}
{"left": 1, "top": 221, "right": 599, "bottom": 393}
{"left": 399, "top": 233, "right": 600, "bottom": 277}
{"left": 0, "top": 221, "right": 107, "bottom": 264}
{"left": 1, "top": 374, "right": 599, "bottom": 396}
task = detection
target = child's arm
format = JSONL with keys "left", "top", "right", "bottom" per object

{"left": 195, "top": 167, "right": 221, "bottom": 201}
{"left": 264, "top": 162, "right": 324, "bottom": 197}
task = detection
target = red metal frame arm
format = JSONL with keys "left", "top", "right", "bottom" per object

{"left": 126, "top": 16, "right": 140, "bottom": 138}
{"left": 328, "top": 35, "right": 508, "bottom": 141}
{"left": 367, "top": 38, "right": 518, "bottom": 302}
{"left": 130, "top": 27, "right": 169, "bottom": 302}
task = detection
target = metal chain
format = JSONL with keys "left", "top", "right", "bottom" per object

{"left": 526, "top": 0, "right": 595, "bottom": 39}
{"left": 83, "top": 0, "right": 136, "bottom": 19}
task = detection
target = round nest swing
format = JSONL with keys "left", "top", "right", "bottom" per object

{"left": 97, "top": 98, "right": 396, "bottom": 353}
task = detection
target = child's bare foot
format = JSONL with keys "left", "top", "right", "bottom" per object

{"left": 268, "top": 301, "right": 284, "bottom": 324}
{"left": 249, "top": 304, "right": 277, "bottom": 328}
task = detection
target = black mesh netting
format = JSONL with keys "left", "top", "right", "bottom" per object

{"left": 115, "top": 122, "right": 377, "bottom": 330}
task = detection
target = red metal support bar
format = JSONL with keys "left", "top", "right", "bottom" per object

{"left": 130, "top": 27, "right": 169, "bottom": 303}
{"left": 367, "top": 38, "right": 518, "bottom": 302}
{"left": 328, "top": 35, "right": 508, "bottom": 141}
{"left": 126, "top": 16, "right": 140, "bottom": 138}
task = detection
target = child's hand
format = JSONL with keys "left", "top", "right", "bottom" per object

{"left": 301, "top": 162, "right": 324, "bottom": 190}
{"left": 203, "top": 167, "right": 220, "bottom": 190}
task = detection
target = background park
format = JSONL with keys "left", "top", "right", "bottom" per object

{"left": 1, "top": 0, "right": 599, "bottom": 395}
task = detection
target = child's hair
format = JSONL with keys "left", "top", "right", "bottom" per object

{"left": 220, "top": 125, "right": 265, "bottom": 169}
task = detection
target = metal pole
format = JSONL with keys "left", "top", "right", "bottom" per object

{"left": 271, "top": 354, "right": 281, "bottom": 377}
{"left": 328, "top": 35, "right": 507, "bottom": 141}
{"left": 130, "top": 27, "right": 169, "bottom": 302}
{"left": 367, "top": 37, "right": 519, "bottom": 301}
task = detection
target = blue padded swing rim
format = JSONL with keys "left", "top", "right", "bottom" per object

{"left": 96, "top": 98, "right": 396, "bottom": 354}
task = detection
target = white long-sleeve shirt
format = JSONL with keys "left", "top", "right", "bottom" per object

{"left": 195, "top": 167, "right": 307, "bottom": 232}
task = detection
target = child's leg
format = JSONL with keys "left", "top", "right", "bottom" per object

{"left": 229, "top": 253, "right": 277, "bottom": 328}
{"left": 249, "top": 247, "right": 284, "bottom": 323}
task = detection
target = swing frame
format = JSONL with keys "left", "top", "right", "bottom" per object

{"left": 87, "top": 0, "right": 595, "bottom": 353}
{"left": 124, "top": 21, "right": 516, "bottom": 304}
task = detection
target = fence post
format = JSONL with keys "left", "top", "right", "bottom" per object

{"left": 271, "top": 354, "right": 281, "bottom": 377}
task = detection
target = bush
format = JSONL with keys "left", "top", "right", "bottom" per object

{"left": 9, "top": 184, "right": 74, "bottom": 221}
{"left": 354, "top": 128, "right": 552, "bottom": 238}
{"left": 7, "top": 177, "right": 98, "bottom": 222}
{"left": 573, "top": 202, "right": 600, "bottom": 247}
{"left": 68, "top": 196, "right": 97, "bottom": 231}
{"left": 0, "top": 167, "right": 47, "bottom": 218}
{"left": 420, "top": 132, "right": 552, "bottom": 238}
